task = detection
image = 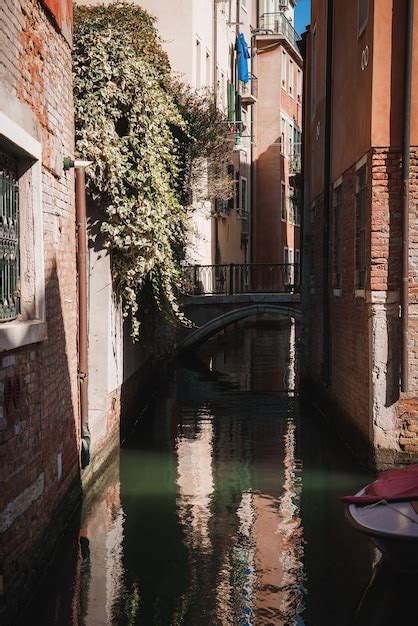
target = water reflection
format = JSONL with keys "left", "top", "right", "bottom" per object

{"left": 176, "top": 416, "right": 214, "bottom": 552}
{"left": 25, "top": 321, "right": 387, "bottom": 626}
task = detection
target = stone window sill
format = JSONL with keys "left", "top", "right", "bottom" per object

{"left": 333, "top": 288, "right": 342, "bottom": 297}
{"left": 0, "top": 320, "right": 47, "bottom": 353}
{"left": 354, "top": 289, "right": 366, "bottom": 298}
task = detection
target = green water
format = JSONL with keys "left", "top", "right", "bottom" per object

{"left": 24, "top": 322, "right": 415, "bottom": 626}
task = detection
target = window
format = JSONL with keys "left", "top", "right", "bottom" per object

{"left": 297, "top": 68, "right": 302, "bottom": 102}
{"left": 288, "top": 121, "right": 294, "bottom": 158}
{"left": 241, "top": 107, "right": 247, "bottom": 131}
{"left": 333, "top": 184, "right": 342, "bottom": 289}
{"left": 195, "top": 39, "right": 201, "bottom": 88}
{"left": 0, "top": 87, "right": 46, "bottom": 351}
{"left": 284, "top": 248, "right": 294, "bottom": 286}
{"left": 281, "top": 50, "right": 287, "bottom": 89}
{"left": 240, "top": 177, "right": 248, "bottom": 215}
{"left": 206, "top": 51, "right": 211, "bottom": 87}
{"left": 295, "top": 249, "right": 300, "bottom": 287}
{"left": 311, "top": 28, "right": 317, "bottom": 117}
{"left": 289, "top": 59, "right": 294, "bottom": 96}
{"left": 295, "top": 128, "right": 302, "bottom": 153}
{"left": 280, "top": 117, "right": 286, "bottom": 154}
{"left": 288, "top": 193, "right": 295, "bottom": 224}
{"left": 356, "top": 166, "right": 367, "bottom": 288}
{"left": 220, "top": 71, "right": 225, "bottom": 108}
{"left": 0, "top": 153, "right": 19, "bottom": 322}
{"left": 281, "top": 182, "right": 287, "bottom": 221}
{"left": 241, "top": 0, "right": 248, "bottom": 10}
{"left": 358, "top": 0, "right": 369, "bottom": 37}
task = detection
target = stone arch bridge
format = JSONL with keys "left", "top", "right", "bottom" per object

{"left": 178, "top": 263, "right": 301, "bottom": 351}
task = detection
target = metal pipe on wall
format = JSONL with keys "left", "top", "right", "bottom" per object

{"left": 401, "top": 0, "right": 414, "bottom": 393}
{"left": 75, "top": 166, "right": 91, "bottom": 468}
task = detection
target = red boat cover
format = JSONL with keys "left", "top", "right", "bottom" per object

{"left": 341, "top": 464, "right": 418, "bottom": 505}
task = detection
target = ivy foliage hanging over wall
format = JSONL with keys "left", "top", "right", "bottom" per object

{"left": 73, "top": 2, "right": 233, "bottom": 339}
{"left": 73, "top": 2, "right": 188, "bottom": 338}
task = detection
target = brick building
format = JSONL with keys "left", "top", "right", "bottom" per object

{"left": 302, "top": 0, "right": 418, "bottom": 466}
{"left": 0, "top": 1, "right": 80, "bottom": 621}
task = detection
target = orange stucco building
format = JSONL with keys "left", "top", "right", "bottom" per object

{"left": 253, "top": 1, "right": 302, "bottom": 282}
{"left": 302, "top": 0, "right": 418, "bottom": 466}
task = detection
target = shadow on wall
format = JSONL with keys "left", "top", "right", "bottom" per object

{"left": 1, "top": 259, "right": 82, "bottom": 626}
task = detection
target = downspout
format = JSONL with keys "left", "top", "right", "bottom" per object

{"left": 75, "top": 166, "right": 91, "bottom": 468}
{"left": 64, "top": 157, "right": 92, "bottom": 468}
{"left": 322, "top": 0, "right": 333, "bottom": 386}
{"left": 401, "top": 0, "right": 414, "bottom": 393}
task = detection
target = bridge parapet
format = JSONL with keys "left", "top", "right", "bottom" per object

{"left": 182, "top": 263, "right": 300, "bottom": 296}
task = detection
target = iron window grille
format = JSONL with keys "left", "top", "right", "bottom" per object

{"left": 0, "top": 152, "right": 20, "bottom": 322}
{"left": 356, "top": 166, "right": 367, "bottom": 289}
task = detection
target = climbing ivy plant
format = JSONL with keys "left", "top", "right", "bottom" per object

{"left": 73, "top": 3, "right": 232, "bottom": 339}
{"left": 73, "top": 3, "right": 188, "bottom": 338}
{"left": 172, "top": 82, "right": 234, "bottom": 207}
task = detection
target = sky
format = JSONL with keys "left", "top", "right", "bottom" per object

{"left": 295, "top": 0, "right": 311, "bottom": 35}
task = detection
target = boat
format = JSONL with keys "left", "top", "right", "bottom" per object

{"left": 342, "top": 465, "right": 418, "bottom": 571}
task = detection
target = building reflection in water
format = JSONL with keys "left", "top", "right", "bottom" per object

{"left": 78, "top": 453, "right": 125, "bottom": 625}
{"left": 20, "top": 451, "right": 125, "bottom": 626}
{"left": 23, "top": 321, "right": 378, "bottom": 625}
{"left": 175, "top": 321, "right": 306, "bottom": 625}
{"left": 176, "top": 413, "right": 214, "bottom": 552}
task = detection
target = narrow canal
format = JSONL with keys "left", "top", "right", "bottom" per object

{"left": 22, "top": 321, "right": 416, "bottom": 625}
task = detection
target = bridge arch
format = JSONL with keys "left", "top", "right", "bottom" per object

{"left": 179, "top": 304, "right": 301, "bottom": 351}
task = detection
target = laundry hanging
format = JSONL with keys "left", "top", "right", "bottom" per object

{"left": 237, "top": 33, "right": 251, "bottom": 84}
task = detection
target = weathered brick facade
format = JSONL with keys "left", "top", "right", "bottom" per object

{"left": 303, "top": 144, "right": 418, "bottom": 465}
{"left": 302, "top": 0, "right": 418, "bottom": 468}
{"left": 0, "top": 2, "right": 79, "bottom": 622}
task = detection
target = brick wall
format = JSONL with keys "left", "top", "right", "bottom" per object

{"left": 302, "top": 147, "right": 418, "bottom": 466}
{"left": 0, "top": 2, "right": 78, "bottom": 622}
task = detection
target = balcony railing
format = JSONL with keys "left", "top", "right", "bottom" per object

{"left": 182, "top": 263, "right": 300, "bottom": 296}
{"left": 240, "top": 74, "right": 258, "bottom": 104}
{"left": 259, "top": 12, "right": 299, "bottom": 49}
{"left": 289, "top": 152, "right": 301, "bottom": 174}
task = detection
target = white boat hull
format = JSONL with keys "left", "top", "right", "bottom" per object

{"left": 345, "top": 491, "right": 418, "bottom": 571}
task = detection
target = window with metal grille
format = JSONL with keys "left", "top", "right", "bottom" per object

{"left": 356, "top": 166, "right": 367, "bottom": 289}
{"left": 0, "top": 153, "right": 20, "bottom": 322}
{"left": 358, "top": 0, "right": 369, "bottom": 37}
{"left": 333, "top": 184, "right": 342, "bottom": 288}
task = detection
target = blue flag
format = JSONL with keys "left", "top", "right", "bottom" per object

{"left": 237, "top": 33, "right": 250, "bottom": 84}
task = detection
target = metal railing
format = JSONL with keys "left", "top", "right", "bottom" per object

{"left": 259, "top": 12, "right": 299, "bottom": 49}
{"left": 240, "top": 73, "right": 258, "bottom": 101}
{"left": 182, "top": 263, "right": 300, "bottom": 296}
{"left": 289, "top": 152, "right": 301, "bottom": 174}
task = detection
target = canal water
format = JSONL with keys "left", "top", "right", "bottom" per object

{"left": 21, "top": 322, "right": 417, "bottom": 625}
